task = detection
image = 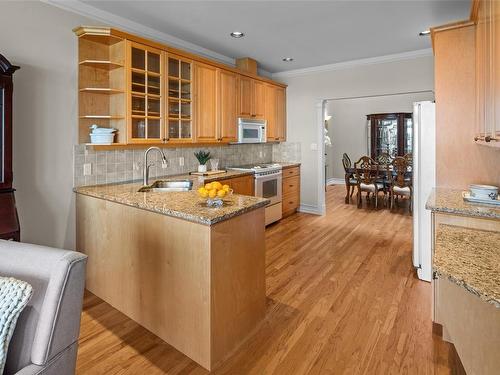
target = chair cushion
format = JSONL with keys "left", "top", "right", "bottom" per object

{"left": 360, "top": 182, "right": 384, "bottom": 192}
{"left": 394, "top": 186, "right": 411, "bottom": 195}
{"left": 0, "top": 277, "right": 33, "bottom": 374}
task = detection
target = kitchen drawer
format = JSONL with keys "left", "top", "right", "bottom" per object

{"left": 282, "top": 191, "right": 299, "bottom": 216}
{"left": 283, "top": 175, "right": 300, "bottom": 195}
{"left": 283, "top": 166, "right": 300, "bottom": 178}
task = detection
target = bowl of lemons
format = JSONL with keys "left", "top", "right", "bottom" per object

{"left": 197, "top": 181, "right": 232, "bottom": 207}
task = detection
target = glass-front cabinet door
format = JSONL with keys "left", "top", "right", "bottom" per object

{"left": 167, "top": 54, "right": 192, "bottom": 142}
{"left": 128, "top": 42, "right": 163, "bottom": 143}
{"left": 367, "top": 113, "right": 413, "bottom": 159}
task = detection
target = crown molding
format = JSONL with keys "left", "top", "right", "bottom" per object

{"left": 41, "top": 0, "right": 235, "bottom": 66}
{"left": 272, "top": 48, "right": 434, "bottom": 78}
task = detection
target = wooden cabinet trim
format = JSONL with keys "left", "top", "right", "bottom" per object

{"left": 74, "top": 26, "right": 287, "bottom": 89}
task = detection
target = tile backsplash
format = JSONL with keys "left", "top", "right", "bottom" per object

{"left": 73, "top": 142, "right": 301, "bottom": 187}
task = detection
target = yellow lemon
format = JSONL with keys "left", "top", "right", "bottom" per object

{"left": 217, "top": 189, "right": 226, "bottom": 198}
{"left": 205, "top": 183, "right": 213, "bottom": 190}
{"left": 197, "top": 187, "right": 205, "bottom": 194}
{"left": 208, "top": 189, "right": 217, "bottom": 199}
{"left": 213, "top": 181, "right": 222, "bottom": 190}
{"left": 199, "top": 189, "right": 209, "bottom": 198}
{"left": 222, "top": 184, "right": 230, "bottom": 192}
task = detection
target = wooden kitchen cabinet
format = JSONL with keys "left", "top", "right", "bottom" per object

{"left": 75, "top": 26, "right": 287, "bottom": 148}
{"left": 193, "top": 62, "right": 218, "bottom": 143}
{"left": 218, "top": 69, "right": 238, "bottom": 143}
{"left": 282, "top": 166, "right": 300, "bottom": 217}
{"left": 218, "top": 174, "right": 255, "bottom": 196}
{"left": 474, "top": 0, "right": 500, "bottom": 146}
{"left": 238, "top": 76, "right": 265, "bottom": 119}
{"left": 166, "top": 54, "right": 193, "bottom": 143}
{"left": 265, "top": 84, "right": 286, "bottom": 142}
{"left": 128, "top": 42, "right": 164, "bottom": 144}
{"left": 275, "top": 86, "right": 286, "bottom": 141}
{"left": 253, "top": 80, "right": 265, "bottom": 118}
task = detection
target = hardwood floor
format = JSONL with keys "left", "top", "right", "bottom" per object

{"left": 77, "top": 185, "right": 455, "bottom": 374}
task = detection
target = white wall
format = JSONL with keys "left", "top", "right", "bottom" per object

{"left": 326, "top": 91, "right": 434, "bottom": 180}
{"left": 0, "top": 1, "right": 97, "bottom": 249}
{"left": 275, "top": 55, "right": 434, "bottom": 213}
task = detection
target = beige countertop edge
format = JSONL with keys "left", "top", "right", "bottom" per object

{"left": 74, "top": 189, "right": 270, "bottom": 226}
{"left": 433, "top": 224, "right": 500, "bottom": 308}
{"left": 426, "top": 188, "right": 500, "bottom": 220}
{"left": 275, "top": 162, "right": 301, "bottom": 169}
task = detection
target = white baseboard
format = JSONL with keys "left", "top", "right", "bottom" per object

{"left": 326, "top": 178, "right": 345, "bottom": 185}
{"left": 298, "top": 204, "right": 323, "bottom": 215}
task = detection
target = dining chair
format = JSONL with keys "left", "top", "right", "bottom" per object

{"left": 404, "top": 153, "right": 413, "bottom": 166}
{"left": 387, "top": 156, "right": 413, "bottom": 212}
{"left": 354, "top": 156, "right": 386, "bottom": 209}
{"left": 342, "top": 153, "right": 357, "bottom": 204}
{"left": 375, "top": 152, "right": 392, "bottom": 166}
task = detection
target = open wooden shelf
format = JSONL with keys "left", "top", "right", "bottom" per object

{"left": 79, "top": 88, "right": 124, "bottom": 95}
{"left": 79, "top": 60, "right": 123, "bottom": 70}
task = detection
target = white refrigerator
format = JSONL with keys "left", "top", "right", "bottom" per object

{"left": 412, "top": 101, "right": 436, "bottom": 282}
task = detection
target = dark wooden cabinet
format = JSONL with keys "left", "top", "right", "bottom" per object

{"left": 367, "top": 113, "right": 413, "bottom": 159}
{"left": 0, "top": 54, "right": 20, "bottom": 241}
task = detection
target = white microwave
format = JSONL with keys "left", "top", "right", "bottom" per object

{"left": 237, "top": 118, "right": 267, "bottom": 143}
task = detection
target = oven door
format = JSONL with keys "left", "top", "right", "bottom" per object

{"left": 255, "top": 172, "right": 282, "bottom": 205}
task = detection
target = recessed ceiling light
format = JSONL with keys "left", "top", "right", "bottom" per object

{"left": 230, "top": 31, "right": 245, "bottom": 38}
{"left": 282, "top": 57, "right": 294, "bottom": 62}
{"left": 419, "top": 30, "right": 430, "bottom": 36}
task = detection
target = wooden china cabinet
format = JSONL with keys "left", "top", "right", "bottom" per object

{"left": 0, "top": 54, "right": 20, "bottom": 241}
{"left": 367, "top": 112, "right": 413, "bottom": 159}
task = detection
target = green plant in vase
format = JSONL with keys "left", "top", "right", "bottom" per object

{"left": 194, "top": 150, "right": 211, "bottom": 173}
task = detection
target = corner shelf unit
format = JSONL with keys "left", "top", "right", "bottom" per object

{"left": 76, "top": 27, "right": 126, "bottom": 144}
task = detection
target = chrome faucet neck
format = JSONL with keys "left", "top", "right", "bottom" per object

{"left": 143, "top": 147, "right": 168, "bottom": 186}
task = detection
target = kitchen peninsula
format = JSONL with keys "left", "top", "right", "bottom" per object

{"left": 75, "top": 176, "right": 269, "bottom": 370}
{"left": 426, "top": 188, "right": 500, "bottom": 374}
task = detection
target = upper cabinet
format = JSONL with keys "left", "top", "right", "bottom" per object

{"left": 265, "top": 84, "right": 286, "bottom": 142}
{"left": 238, "top": 77, "right": 265, "bottom": 119}
{"left": 194, "top": 62, "right": 218, "bottom": 143}
{"left": 474, "top": 0, "right": 500, "bottom": 147}
{"left": 167, "top": 54, "right": 193, "bottom": 143}
{"left": 74, "top": 26, "right": 287, "bottom": 147}
{"left": 218, "top": 69, "right": 238, "bottom": 143}
{"left": 128, "top": 42, "right": 163, "bottom": 144}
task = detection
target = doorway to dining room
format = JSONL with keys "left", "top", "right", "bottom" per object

{"left": 324, "top": 91, "right": 434, "bottom": 190}
{"left": 321, "top": 90, "right": 435, "bottom": 278}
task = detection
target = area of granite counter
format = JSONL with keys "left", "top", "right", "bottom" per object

{"left": 74, "top": 179, "right": 269, "bottom": 226}
{"left": 434, "top": 224, "right": 500, "bottom": 307}
{"left": 426, "top": 188, "right": 500, "bottom": 220}
{"left": 274, "top": 162, "right": 301, "bottom": 169}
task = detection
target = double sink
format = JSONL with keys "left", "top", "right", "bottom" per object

{"left": 138, "top": 179, "right": 193, "bottom": 193}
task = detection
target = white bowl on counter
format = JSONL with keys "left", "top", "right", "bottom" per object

{"left": 469, "top": 184, "right": 499, "bottom": 200}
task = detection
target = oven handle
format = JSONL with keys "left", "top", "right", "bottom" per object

{"left": 254, "top": 171, "right": 283, "bottom": 180}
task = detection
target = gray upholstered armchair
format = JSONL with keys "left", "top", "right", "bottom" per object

{"left": 0, "top": 240, "right": 87, "bottom": 375}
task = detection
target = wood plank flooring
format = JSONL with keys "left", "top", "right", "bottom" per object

{"left": 76, "top": 185, "right": 455, "bottom": 374}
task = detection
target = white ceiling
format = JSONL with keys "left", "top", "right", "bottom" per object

{"left": 78, "top": 0, "right": 471, "bottom": 73}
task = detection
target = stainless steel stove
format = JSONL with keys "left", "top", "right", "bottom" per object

{"left": 228, "top": 163, "right": 283, "bottom": 225}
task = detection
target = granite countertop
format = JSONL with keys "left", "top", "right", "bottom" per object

{"left": 426, "top": 188, "right": 500, "bottom": 220}
{"left": 274, "top": 161, "right": 301, "bottom": 169}
{"left": 434, "top": 224, "right": 500, "bottom": 307}
{"left": 74, "top": 173, "right": 269, "bottom": 226}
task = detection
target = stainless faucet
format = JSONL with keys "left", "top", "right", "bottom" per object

{"left": 143, "top": 147, "right": 168, "bottom": 186}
